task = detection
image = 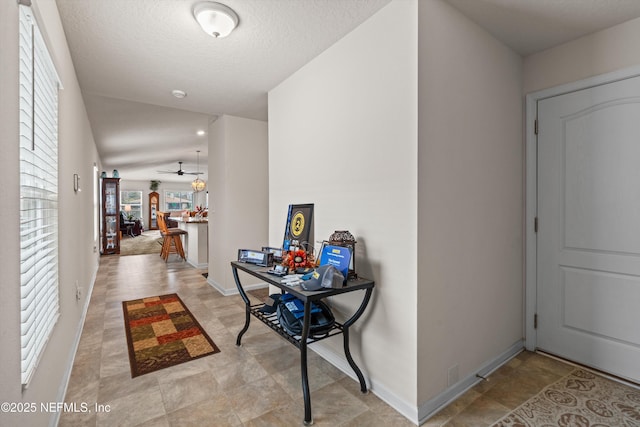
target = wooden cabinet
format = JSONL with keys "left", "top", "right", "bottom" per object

{"left": 101, "top": 177, "right": 120, "bottom": 254}
{"left": 148, "top": 191, "right": 159, "bottom": 230}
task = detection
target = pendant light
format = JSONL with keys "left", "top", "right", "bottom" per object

{"left": 191, "top": 150, "right": 206, "bottom": 193}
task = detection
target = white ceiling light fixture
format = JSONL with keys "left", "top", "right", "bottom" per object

{"left": 193, "top": 2, "right": 239, "bottom": 38}
{"left": 172, "top": 89, "right": 187, "bottom": 99}
{"left": 191, "top": 150, "right": 206, "bottom": 193}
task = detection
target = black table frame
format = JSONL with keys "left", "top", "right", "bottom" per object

{"left": 231, "top": 261, "right": 375, "bottom": 425}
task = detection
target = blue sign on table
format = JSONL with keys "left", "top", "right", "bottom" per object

{"left": 319, "top": 245, "right": 351, "bottom": 279}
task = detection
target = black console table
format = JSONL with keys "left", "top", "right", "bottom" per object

{"left": 231, "top": 261, "right": 375, "bottom": 425}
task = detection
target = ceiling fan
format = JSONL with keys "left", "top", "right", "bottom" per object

{"left": 157, "top": 161, "right": 202, "bottom": 176}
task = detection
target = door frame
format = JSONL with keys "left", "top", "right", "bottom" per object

{"left": 525, "top": 64, "right": 640, "bottom": 352}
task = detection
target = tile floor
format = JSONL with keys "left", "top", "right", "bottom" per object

{"left": 423, "top": 350, "right": 577, "bottom": 426}
{"left": 59, "top": 253, "right": 636, "bottom": 426}
{"left": 59, "top": 254, "right": 412, "bottom": 427}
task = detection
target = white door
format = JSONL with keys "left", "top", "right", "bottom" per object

{"left": 537, "top": 75, "right": 640, "bottom": 383}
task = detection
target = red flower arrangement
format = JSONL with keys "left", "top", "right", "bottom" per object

{"left": 282, "top": 249, "right": 315, "bottom": 271}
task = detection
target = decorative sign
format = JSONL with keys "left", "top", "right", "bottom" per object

{"left": 319, "top": 245, "right": 352, "bottom": 279}
{"left": 282, "top": 204, "right": 314, "bottom": 252}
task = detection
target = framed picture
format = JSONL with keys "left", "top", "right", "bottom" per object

{"left": 282, "top": 203, "right": 314, "bottom": 252}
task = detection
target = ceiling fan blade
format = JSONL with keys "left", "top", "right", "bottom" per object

{"left": 156, "top": 161, "right": 184, "bottom": 175}
{"left": 155, "top": 161, "right": 203, "bottom": 175}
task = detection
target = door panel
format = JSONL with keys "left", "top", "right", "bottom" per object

{"left": 537, "top": 76, "right": 640, "bottom": 383}
{"left": 564, "top": 102, "right": 640, "bottom": 254}
{"left": 563, "top": 266, "right": 640, "bottom": 345}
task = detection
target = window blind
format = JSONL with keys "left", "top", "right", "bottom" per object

{"left": 19, "top": 4, "right": 61, "bottom": 387}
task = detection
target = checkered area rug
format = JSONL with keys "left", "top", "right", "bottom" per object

{"left": 122, "top": 293, "right": 220, "bottom": 377}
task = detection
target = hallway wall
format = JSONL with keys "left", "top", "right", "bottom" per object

{"left": 269, "top": 0, "right": 419, "bottom": 418}
{"left": 416, "top": 0, "right": 524, "bottom": 418}
{"left": 208, "top": 115, "right": 269, "bottom": 295}
{"left": 0, "top": 1, "right": 102, "bottom": 425}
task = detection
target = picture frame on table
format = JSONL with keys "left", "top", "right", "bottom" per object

{"left": 282, "top": 203, "right": 314, "bottom": 252}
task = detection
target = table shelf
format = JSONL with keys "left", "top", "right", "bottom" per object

{"left": 247, "top": 302, "right": 344, "bottom": 348}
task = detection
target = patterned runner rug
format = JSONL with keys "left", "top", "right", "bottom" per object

{"left": 492, "top": 368, "right": 640, "bottom": 426}
{"left": 122, "top": 293, "right": 220, "bottom": 377}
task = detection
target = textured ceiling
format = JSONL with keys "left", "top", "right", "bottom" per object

{"left": 56, "top": 0, "right": 392, "bottom": 182}
{"left": 56, "top": 0, "right": 640, "bottom": 182}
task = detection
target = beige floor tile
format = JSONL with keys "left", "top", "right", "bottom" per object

{"left": 209, "top": 352, "right": 269, "bottom": 391}
{"left": 166, "top": 396, "right": 242, "bottom": 427}
{"left": 306, "top": 382, "right": 369, "bottom": 426}
{"left": 252, "top": 345, "right": 301, "bottom": 375}
{"left": 158, "top": 370, "right": 220, "bottom": 413}
{"left": 243, "top": 400, "right": 303, "bottom": 427}
{"left": 133, "top": 415, "right": 171, "bottom": 427}
{"left": 95, "top": 388, "right": 166, "bottom": 427}
{"left": 63, "top": 253, "right": 612, "bottom": 427}
{"left": 225, "top": 375, "right": 293, "bottom": 422}
{"left": 97, "top": 371, "right": 159, "bottom": 404}
{"left": 343, "top": 408, "right": 415, "bottom": 427}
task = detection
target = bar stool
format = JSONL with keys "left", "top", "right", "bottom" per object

{"left": 157, "top": 212, "right": 187, "bottom": 261}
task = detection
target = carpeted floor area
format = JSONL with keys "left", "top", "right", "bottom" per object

{"left": 119, "top": 230, "right": 163, "bottom": 256}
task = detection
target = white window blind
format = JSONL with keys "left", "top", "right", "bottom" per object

{"left": 19, "top": 4, "right": 61, "bottom": 387}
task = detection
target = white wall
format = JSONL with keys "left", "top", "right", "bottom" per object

{"left": 0, "top": 1, "right": 23, "bottom": 423}
{"left": 524, "top": 16, "right": 640, "bottom": 93}
{"left": 0, "top": 0, "right": 102, "bottom": 426}
{"left": 269, "top": 0, "right": 419, "bottom": 415}
{"left": 208, "top": 115, "right": 269, "bottom": 294}
{"left": 417, "top": 0, "right": 523, "bottom": 414}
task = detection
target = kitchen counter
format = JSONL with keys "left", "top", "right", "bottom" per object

{"left": 176, "top": 218, "right": 208, "bottom": 268}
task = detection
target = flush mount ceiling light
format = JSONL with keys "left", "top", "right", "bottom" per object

{"left": 172, "top": 89, "right": 187, "bottom": 99}
{"left": 193, "top": 2, "right": 239, "bottom": 38}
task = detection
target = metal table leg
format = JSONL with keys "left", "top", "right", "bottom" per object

{"left": 232, "top": 266, "right": 251, "bottom": 346}
{"left": 300, "top": 300, "right": 313, "bottom": 425}
{"left": 342, "top": 287, "right": 374, "bottom": 393}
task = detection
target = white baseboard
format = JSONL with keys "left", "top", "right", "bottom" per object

{"left": 187, "top": 260, "right": 208, "bottom": 269}
{"left": 417, "top": 339, "right": 524, "bottom": 424}
{"left": 207, "top": 277, "right": 268, "bottom": 296}
{"left": 311, "top": 339, "right": 524, "bottom": 426}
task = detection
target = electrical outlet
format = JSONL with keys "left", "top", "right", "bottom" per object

{"left": 448, "top": 364, "right": 459, "bottom": 387}
{"left": 75, "top": 280, "right": 82, "bottom": 300}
